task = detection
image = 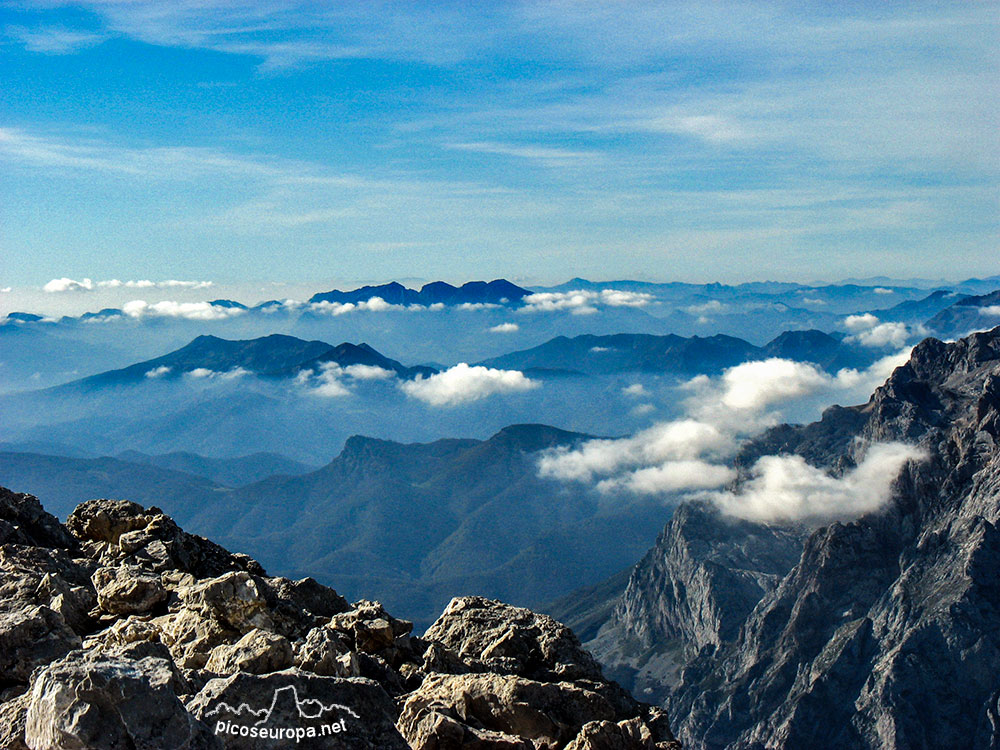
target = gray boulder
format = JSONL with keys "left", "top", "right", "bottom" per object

{"left": 24, "top": 651, "right": 219, "bottom": 749}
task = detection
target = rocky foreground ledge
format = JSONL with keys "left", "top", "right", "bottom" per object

{"left": 0, "top": 487, "right": 679, "bottom": 749}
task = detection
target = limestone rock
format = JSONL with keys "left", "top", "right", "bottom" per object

{"left": 66, "top": 499, "right": 264, "bottom": 579}
{"left": 424, "top": 596, "right": 604, "bottom": 683}
{"left": 205, "top": 628, "right": 293, "bottom": 675}
{"left": 0, "top": 606, "right": 80, "bottom": 684}
{"left": 1, "top": 489, "right": 679, "bottom": 750}
{"left": 178, "top": 571, "right": 273, "bottom": 633}
{"left": 24, "top": 651, "right": 219, "bottom": 749}
{"left": 0, "top": 488, "right": 77, "bottom": 549}
{"left": 294, "top": 626, "right": 356, "bottom": 676}
{"left": 0, "top": 690, "right": 30, "bottom": 750}
{"left": 93, "top": 564, "right": 168, "bottom": 616}
{"left": 398, "top": 672, "right": 617, "bottom": 748}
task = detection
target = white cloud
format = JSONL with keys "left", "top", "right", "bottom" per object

{"left": 598, "top": 290, "right": 655, "bottom": 308}
{"left": 685, "top": 300, "right": 729, "bottom": 315}
{"left": 521, "top": 288, "right": 653, "bottom": 314}
{"left": 490, "top": 322, "right": 519, "bottom": 333}
{"left": 590, "top": 346, "right": 611, "bottom": 353}
{"left": 637, "top": 114, "right": 751, "bottom": 145}
{"left": 1, "top": 287, "right": 10, "bottom": 293}
{"left": 144, "top": 365, "right": 171, "bottom": 379}
{"left": 43, "top": 277, "right": 95, "bottom": 293}
{"left": 708, "top": 443, "right": 926, "bottom": 523}
{"left": 122, "top": 300, "right": 245, "bottom": 321}
{"left": 623, "top": 383, "right": 648, "bottom": 397}
{"left": 540, "top": 419, "right": 734, "bottom": 483}
{"left": 979, "top": 306, "right": 1000, "bottom": 317}
{"left": 630, "top": 403, "right": 656, "bottom": 417}
{"left": 185, "top": 367, "right": 249, "bottom": 381}
{"left": 599, "top": 460, "right": 737, "bottom": 495}
{"left": 844, "top": 313, "right": 880, "bottom": 332}
{"left": 308, "top": 296, "right": 403, "bottom": 315}
{"left": 843, "top": 314, "right": 921, "bottom": 348}
{"left": 296, "top": 361, "right": 395, "bottom": 396}
{"left": 446, "top": 141, "right": 598, "bottom": 165}
{"left": 400, "top": 363, "right": 538, "bottom": 406}
{"left": 873, "top": 287, "right": 894, "bottom": 294}
{"left": 715, "top": 358, "right": 830, "bottom": 411}
{"left": 8, "top": 25, "right": 107, "bottom": 54}
{"left": 343, "top": 364, "right": 395, "bottom": 380}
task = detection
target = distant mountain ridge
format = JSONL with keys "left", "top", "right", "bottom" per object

{"left": 57, "top": 333, "right": 434, "bottom": 389}
{"left": 309, "top": 278, "right": 531, "bottom": 307}
{"left": 479, "top": 329, "right": 875, "bottom": 376}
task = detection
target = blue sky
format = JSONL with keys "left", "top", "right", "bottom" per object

{"left": 1, "top": 1, "right": 998, "bottom": 290}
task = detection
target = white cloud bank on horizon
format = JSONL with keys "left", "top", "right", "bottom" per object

{"left": 43, "top": 277, "right": 213, "bottom": 293}
{"left": 121, "top": 300, "right": 245, "bottom": 321}
{"left": 540, "top": 350, "right": 918, "bottom": 522}
{"left": 520, "top": 289, "right": 654, "bottom": 315}
{"left": 400, "top": 363, "right": 539, "bottom": 406}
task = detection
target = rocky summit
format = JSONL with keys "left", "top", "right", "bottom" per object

{"left": 576, "top": 328, "right": 1000, "bottom": 749}
{"left": 0, "top": 489, "right": 679, "bottom": 749}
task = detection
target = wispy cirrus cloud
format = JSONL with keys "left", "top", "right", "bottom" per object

{"left": 445, "top": 141, "right": 599, "bottom": 165}
{"left": 7, "top": 25, "right": 107, "bottom": 54}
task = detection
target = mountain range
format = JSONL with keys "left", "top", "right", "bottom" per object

{"left": 479, "top": 329, "right": 876, "bottom": 376}
{"left": 63, "top": 333, "right": 435, "bottom": 389}
{"left": 308, "top": 278, "right": 531, "bottom": 307}
{"left": 0, "top": 424, "right": 671, "bottom": 628}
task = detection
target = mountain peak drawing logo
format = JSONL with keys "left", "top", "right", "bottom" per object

{"left": 206, "top": 685, "right": 360, "bottom": 726}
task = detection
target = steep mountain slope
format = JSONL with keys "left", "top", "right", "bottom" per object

{"left": 115, "top": 450, "right": 316, "bottom": 486}
{"left": 563, "top": 327, "right": 1000, "bottom": 749}
{"left": 0, "top": 451, "right": 225, "bottom": 520}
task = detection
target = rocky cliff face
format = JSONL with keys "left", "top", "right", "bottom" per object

{"left": 0, "top": 490, "right": 678, "bottom": 749}
{"left": 581, "top": 328, "right": 1000, "bottom": 749}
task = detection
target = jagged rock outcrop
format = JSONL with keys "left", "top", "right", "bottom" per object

{"left": 0, "top": 492, "right": 679, "bottom": 748}
{"left": 577, "top": 328, "right": 1000, "bottom": 749}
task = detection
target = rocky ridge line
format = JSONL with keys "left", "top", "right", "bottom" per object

{"left": 0, "top": 490, "right": 679, "bottom": 749}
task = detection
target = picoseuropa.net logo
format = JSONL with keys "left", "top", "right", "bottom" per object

{"left": 206, "top": 684, "right": 359, "bottom": 743}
